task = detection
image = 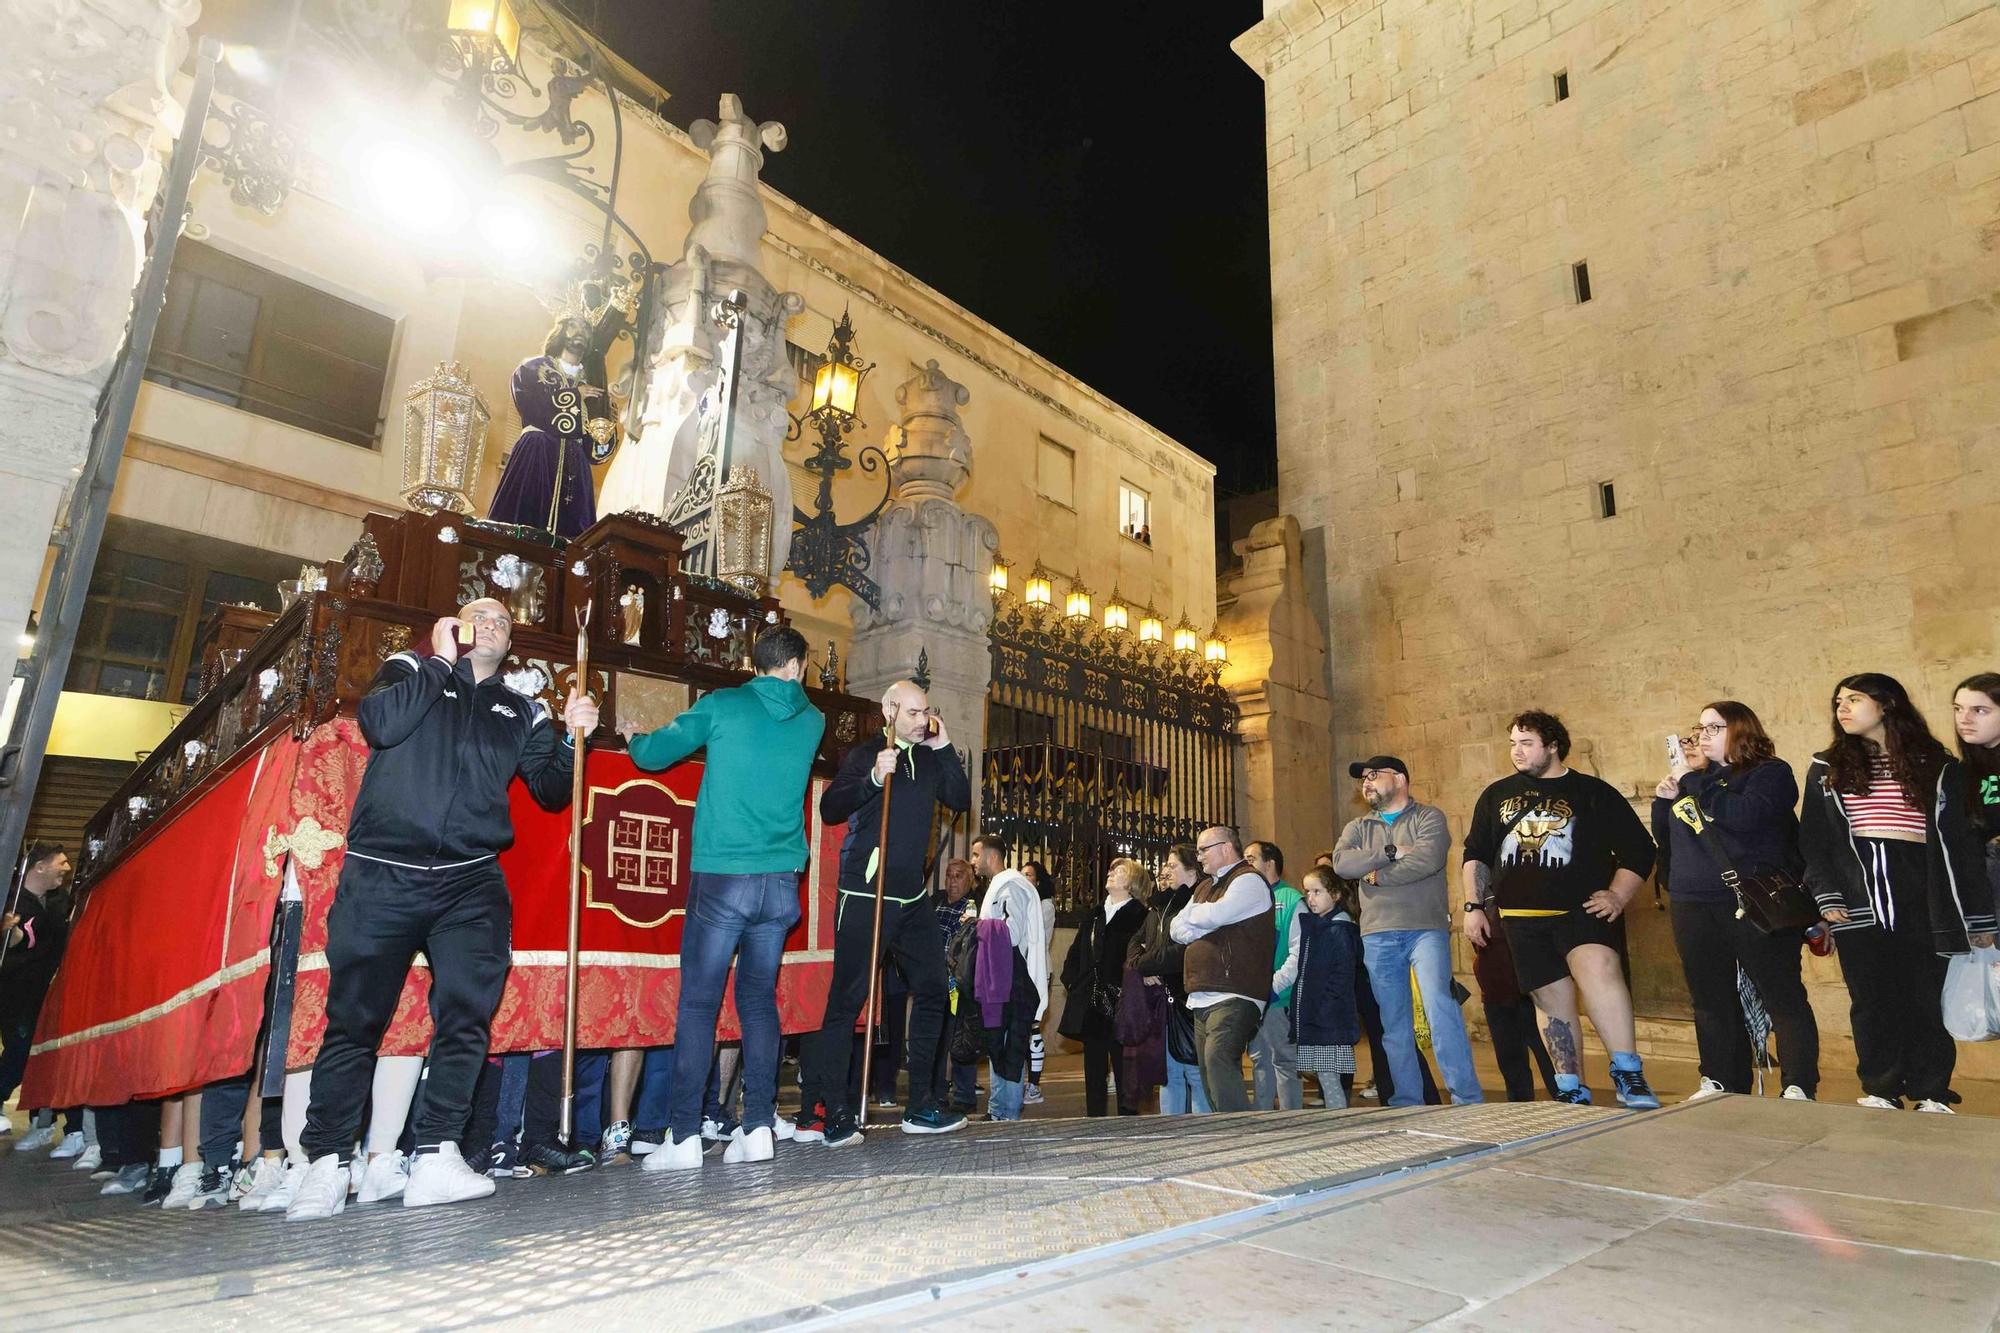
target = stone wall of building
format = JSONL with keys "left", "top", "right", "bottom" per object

{"left": 1236, "top": 0, "right": 2000, "bottom": 1066}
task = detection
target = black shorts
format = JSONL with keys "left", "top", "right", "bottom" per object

{"left": 1500, "top": 910, "right": 1626, "bottom": 993}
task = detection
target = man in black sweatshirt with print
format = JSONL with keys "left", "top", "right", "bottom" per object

{"left": 796, "top": 679, "right": 970, "bottom": 1145}
{"left": 288, "top": 597, "right": 598, "bottom": 1220}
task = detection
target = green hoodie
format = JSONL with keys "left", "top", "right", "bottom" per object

{"left": 626, "top": 674, "right": 826, "bottom": 874}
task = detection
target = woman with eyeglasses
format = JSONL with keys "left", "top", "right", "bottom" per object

{"left": 1653, "top": 701, "right": 1819, "bottom": 1101}
{"left": 1944, "top": 674, "right": 2000, "bottom": 948}
{"left": 1800, "top": 673, "right": 1971, "bottom": 1112}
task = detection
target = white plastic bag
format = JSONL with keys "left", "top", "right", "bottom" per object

{"left": 1941, "top": 945, "right": 2000, "bottom": 1043}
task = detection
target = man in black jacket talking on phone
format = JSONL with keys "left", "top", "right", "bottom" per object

{"left": 795, "top": 679, "right": 970, "bottom": 1146}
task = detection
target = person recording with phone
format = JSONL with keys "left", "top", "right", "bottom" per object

{"left": 795, "top": 679, "right": 971, "bottom": 1146}
{"left": 1652, "top": 702, "right": 1820, "bottom": 1102}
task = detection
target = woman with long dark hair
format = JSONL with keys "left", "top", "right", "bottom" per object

{"left": 1800, "top": 673, "right": 1969, "bottom": 1112}
{"left": 1943, "top": 673, "right": 2000, "bottom": 948}
{"left": 1654, "top": 701, "right": 1819, "bottom": 1100}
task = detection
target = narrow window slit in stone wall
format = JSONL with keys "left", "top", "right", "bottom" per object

{"left": 1597, "top": 481, "right": 1616, "bottom": 519}
{"left": 1572, "top": 261, "right": 1592, "bottom": 304}
{"left": 1553, "top": 70, "right": 1570, "bottom": 102}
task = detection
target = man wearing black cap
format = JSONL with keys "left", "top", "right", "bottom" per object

{"left": 1331, "top": 756, "right": 1483, "bottom": 1106}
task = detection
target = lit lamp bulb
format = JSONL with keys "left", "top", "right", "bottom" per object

{"left": 988, "top": 554, "right": 1010, "bottom": 596}
{"left": 1138, "top": 605, "right": 1164, "bottom": 645}
{"left": 1172, "top": 616, "right": 1200, "bottom": 656}
{"left": 1064, "top": 582, "right": 1093, "bottom": 624}
{"left": 810, "top": 357, "right": 861, "bottom": 418}
{"left": 1203, "top": 628, "right": 1228, "bottom": 666}
{"left": 1024, "top": 562, "right": 1053, "bottom": 608}
{"left": 1103, "top": 588, "right": 1129, "bottom": 635}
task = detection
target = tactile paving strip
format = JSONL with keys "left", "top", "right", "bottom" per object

{"left": 0, "top": 1101, "right": 1618, "bottom": 1329}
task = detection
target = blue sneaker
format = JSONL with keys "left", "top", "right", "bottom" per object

{"left": 900, "top": 1106, "right": 967, "bottom": 1135}
{"left": 1611, "top": 1068, "right": 1660, "bottom": 1109}
{"left": 1554, "top": 1083, "right": 1594, "bottom": 1105}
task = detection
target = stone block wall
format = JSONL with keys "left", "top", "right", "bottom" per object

{"left": 1236, "top": 0, "right": 2000, "bottom": 1070}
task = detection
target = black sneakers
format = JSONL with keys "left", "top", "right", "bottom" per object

{"left": 821, "top": 1110, "right": 863, "bottom": 1148}
{"left": 793, "top": 1102, "right": 829, "bottom": 1145}
{"left": 524, "top": 1142, "right": 598, "bottom": 1175}
{"left": 140, "top": 1164, "right": 175, "bottom": 1205}
{"left": 900, "top": 1106, "right": 967, "bottom": 1135}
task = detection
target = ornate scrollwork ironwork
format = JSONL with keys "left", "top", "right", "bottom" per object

{"left": 199, "top": 98, "right": 296, "bottom": 216}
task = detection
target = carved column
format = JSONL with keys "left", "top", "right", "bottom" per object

{"left": 845, "top": 360, "right": 997, "bottom": 834}
{"left": 1217, "top": 515, "right": 1333, "bottom": 859}
{"left": 0, "top": 0, "right": 198, "bottom": 653}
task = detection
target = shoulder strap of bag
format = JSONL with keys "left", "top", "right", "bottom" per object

{"left": 1670, "top": 793, "right": 1742, "bottom": 886}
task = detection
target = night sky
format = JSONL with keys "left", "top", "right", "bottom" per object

{"left": 590, "top": 1, "right": 1277, "bottom": 495}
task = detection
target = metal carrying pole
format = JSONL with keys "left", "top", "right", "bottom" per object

{"left": 558, "top": 601, "right": 592, "bottom": 1146}
{"left": 0, "top": 39, "right": 223, "bottom": 878}
{"left": 855, "top": 757, "right": 895, "bottom": 1129}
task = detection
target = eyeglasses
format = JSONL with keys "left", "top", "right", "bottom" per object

{"left": 1695, "top": 723, "right": 1726, "bottom": 737}
{"left": 1196, "top": 841, "right": 1227, "bottom": 854}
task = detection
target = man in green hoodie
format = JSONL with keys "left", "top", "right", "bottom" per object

{"left": 619, "top": 625, "right": 824, "bottom": 1171}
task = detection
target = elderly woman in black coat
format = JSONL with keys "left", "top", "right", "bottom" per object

{"left": 1060, "top": 858, "right": 1152, "bottom": 1115}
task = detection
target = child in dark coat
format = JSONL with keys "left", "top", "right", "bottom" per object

{"left": 1283, "top": 867, "right": 1362, "bottom": 1109}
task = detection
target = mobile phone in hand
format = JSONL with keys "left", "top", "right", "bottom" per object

{"left": 926, "top": 714, "right": 941, "bottom": 740}
{"left": 1665, "top": 733, "right": 1685, "bottom": 768}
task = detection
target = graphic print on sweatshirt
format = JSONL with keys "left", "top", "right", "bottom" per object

{"left": 1498, "top": 794, "right": 1575, "bottom": 869}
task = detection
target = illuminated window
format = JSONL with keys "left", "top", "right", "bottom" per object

{"left": 1119, "top": 483, "right": 1151, "bottom": 543}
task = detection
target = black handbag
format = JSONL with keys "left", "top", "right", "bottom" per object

{"left": 1165, "top": 1003, "right": 1197, "bottom": 1065}
{"left": 1672, "top": 795, "right": 1819, "bottom": 934}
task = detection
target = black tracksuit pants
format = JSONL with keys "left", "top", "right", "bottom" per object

{"left": 301, "top": 856, "right": 511, "bottom": 1161}
{"left": 1670, "top": 897, "right": 1820, "bottom": 1096}
{"left": 802, "top": 894, "right": 947, "bottom": 1119}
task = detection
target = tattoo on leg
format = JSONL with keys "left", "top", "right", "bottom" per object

{"left": 1543, "top": 1017, "right": 1579, "bottom": 1074}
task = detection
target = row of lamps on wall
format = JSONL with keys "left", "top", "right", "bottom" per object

{"left": 988, "top": 555, "right": 1228, "bottom": 678}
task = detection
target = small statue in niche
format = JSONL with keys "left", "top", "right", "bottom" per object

{"left": 487, "top": 317, "right": 617, "bottom": 538}
{"left": 619, "top": 584, "right": 646, "bottom": 646}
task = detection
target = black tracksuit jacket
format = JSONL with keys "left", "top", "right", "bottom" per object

{"left": 819, "top": 735, "right": 970, "bottom": 902}
{"left": 344, "top": 651, "right": 574, "bottom": 868}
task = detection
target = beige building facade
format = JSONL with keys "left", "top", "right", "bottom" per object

{"left": 1236, "top": 0, "right": 2000, "bottom": 1061}
{"left": 24, "top": 7, "right": 1216, "bottom": 779}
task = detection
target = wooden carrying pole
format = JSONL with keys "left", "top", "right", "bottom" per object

{"left": 558, "top": 601, "right": 592, "bottom": 1145}
{"left": 855, "top": 757, "right": 895, "bottom": 1128}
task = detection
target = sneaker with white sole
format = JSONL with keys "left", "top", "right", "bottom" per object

{"left": 355, "top": 1149, "right": 409, "bottom": 1203}
{"left": 286, "top": 1154, "right": 349, "bottom": 1220}
{"left": 402, "top": 1143, "right": 495, "bottom": 1208}
{"left": 1914, "top": 1099, "right": 1955, "bottom": 1114}
{"left": 1781, "top": 1085, "right": 1812, "bottom": 1101}
{"left": 641, "top": 1131, "right": 704, "bottom": 1172}
{"left": 771, "top": 1115, "right": 796, "bottom": 1142}
{"left": 1687, "top": 1077, "right": 1727, "bottom": 1102}
{"left": 600, "top": 1120, "right": 632, "bottom": 1159}
{"left": 100, "top": 1163, "right": 150, "bottom": 1195}
{"left": 187, "top": 1164, "right": 234, "bottom": 1210}
{"left": 722, "top": 1126, "right": 774, "bottom": 1164}
{"left": 71, "top": 1144, "right": 102, "bottom": 1172}
{"left": 161, "top": 1162, "right": 204, "bottom": 1209}
{"left": 235, "top": 1157, "right": 286, "bottom": 1211}
{"left": 1021, "top": 1083, "right": 1045, "bottom": 1106}
{"left": 821, "top": 1111, "right": 864, "bottom": 1149}
{"left": 258, "top": 1161, "right": 305, "bottom": 1213}
{"left": 1857, "top": 1094, "right": 1901, "bottom": 1109}
{"left": 16, "top": 1122, "right": 57, "bottom": 1153}
{"left": 700, "top": 1116, "right": 736, "bottom": 1143}
{"left": 48, "top": 1131, "right": 85, "bottom": 1160}
{"left": 629, "top": 1128, "right": 664, "bottom": 1157}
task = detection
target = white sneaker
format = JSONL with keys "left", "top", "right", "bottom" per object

{"left": 162, "top": 1162, "right": 205, "bottom": 1209}
{"left": 72, "top": 1144, "right": 102, "bottom": 1172}
{"left": 700, "top": 1116, "right": 731, "bottom": 1142}
{"left": 640, "top": 1132, "right": 704, "bottom": 1172}
{"left": 1687, "top": 1077, "right": 1727, "bottom": 1102}
{"left": 16, "top": 1122, "right": 57, "bottom": 1152}
{"left": 1357, "top": 1083, "right": 1380, "bottom": 1101}
{"left": 402, "top": 1143, "right": 495, "bottom": 1208}
{"left": 49, "top": 1130, "right": 85, "bottom": 1159}
{"left": 1022, "top": 1084, "right": 1045, "bottom": 1105}
{"left": 600, "top": 1120, "right": 632, "bottom": 1158}
{"left": 1856, "top": 1095, "right": 1901, "bottom": 1110}
{"left": 771, "top": 1115, "right": 796, "bottom": 1142}
{"left": 722, "top": 1126, "right": 774, "bottom": 1164}
{"left": 258, "top": 1161, "right": 305, "bottom": 1213}
{"left": 1781, "top": 1085, "right": 1811, "bottom": 1101}
{"left": 285, "top": 1154, "right": 348, "bottom": 1220}
{"left": 236, "top": 1157, "right": 285, "bottom": 1211}
{"left": 1914, "top": 1099, "right": 1955, "bottom": 1114}
{"left": 355, "top": 1149, "right": 409, "bottom": 1203}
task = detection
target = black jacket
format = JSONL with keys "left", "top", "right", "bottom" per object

{"left": 1288, "top": 909, "right": 1360, "bottom": 1048}
{"left": 819, "top": 735, "right": 970, "bottom": 902}
{"left": 1058, "top": 897, "right": 1148, "bottom": 1039}
{"left": 345, "top": 651, "right": 574, "bottom": 868}
{"left": 0, "top": 888, "right": 70, "bottom": 1028}
{"left": 1799, "top": 756, "right": 1990, "bottom": 953}
{"left": 1650, "top": 760, "right": 1803, "bottom": 904}
{"left": 1127, "top": 878, "right": 1203, "bottom": 1001}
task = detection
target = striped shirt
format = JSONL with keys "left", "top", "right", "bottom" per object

{"left": 1837, "top": 754, "right": 1928, "bottom": 840}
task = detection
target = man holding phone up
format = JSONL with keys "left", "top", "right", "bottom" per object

{"left": 796, "top": 679, "right": 971, "bottom": 1145}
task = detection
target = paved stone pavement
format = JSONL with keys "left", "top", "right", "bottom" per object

{"left": 0, "top": 1101, "right": 1610, "bottom": 1330}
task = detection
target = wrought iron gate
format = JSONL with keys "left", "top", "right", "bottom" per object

{"left": 982, "top": 590, "right": 1237, "bottom": 921}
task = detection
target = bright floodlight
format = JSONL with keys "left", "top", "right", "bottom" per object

{"left": 476, "top": 200, "right": 541, "bottom": 260}
{"left": 363, "top": 140, "right": 471, "bottom": 239}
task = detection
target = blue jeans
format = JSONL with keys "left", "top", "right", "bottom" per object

{"left": 1161, "top": 1051, "right": 1212, "bottom": 1114}
{"left": 669, "top": 872, "right": 798, "bottom": 1139}
{"left": 989, "top": 1070, "right": 1023, "bottom": 1119}
{"left": 635, "top": 1045, "right": 675, "bottom": 1130}
{"left": 1362, "top": 929, "right": 1483, "bottom": 1107}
